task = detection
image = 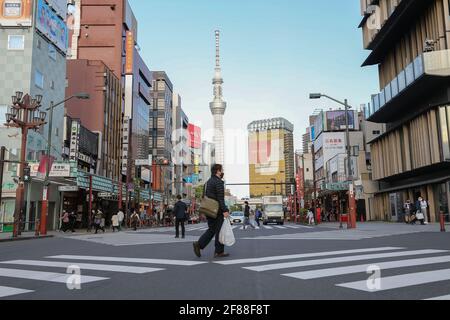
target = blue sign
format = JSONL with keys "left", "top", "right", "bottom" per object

{"left": 36, "top": 0, "right": 68, "bottom": 53}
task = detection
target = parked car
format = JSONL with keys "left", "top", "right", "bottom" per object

{"left": 230, "top": 211, "right": 244, "bottom": 225}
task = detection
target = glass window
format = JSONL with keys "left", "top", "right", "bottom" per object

{"left": 48, "top": 44, "right": 56, "bottom": 61}
{"left": 0, "top": 105, "right": 7, "bottom": 125}
{"left": 157, "top": 81, "right": 165, "bottom": 91}
{"left": 8, "top": 35, "right": 24, "bottom": 50}
{"left": 35, "top": 70, "right": 44, "bottom": 89}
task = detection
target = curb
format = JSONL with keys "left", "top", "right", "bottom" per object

{"left": 0, "top": 235, "right": 54, "bottom": 243}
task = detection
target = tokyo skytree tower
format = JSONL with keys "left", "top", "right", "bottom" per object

{"left": 209, "top": 30, "right": 227, "bottom": 166}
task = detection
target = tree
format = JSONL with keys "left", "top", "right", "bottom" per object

{"left": 194, "top": 185, "right": 204, "bottom": 199}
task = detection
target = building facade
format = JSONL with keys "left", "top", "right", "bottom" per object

{"left": 360, "top": 0, "right": 450, "bottom": 222}
{"left": 248, "top": 118, "right": 295, "bottom": 197}
{"left": 150, "top": 71, "right": 173, "bottom": 196}
{"left": 0, "top": 0, "right": 69, "bottom": 232}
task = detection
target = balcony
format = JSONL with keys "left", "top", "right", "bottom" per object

{"left": 361, "top": 0, "right": 434, "bottom": 66}
{"left": 366, "top": 50, "right": 450, "bottom": 123}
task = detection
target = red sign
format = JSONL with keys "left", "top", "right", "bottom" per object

{"left": 188, "top": 124, "right": 201, "bottom": 149}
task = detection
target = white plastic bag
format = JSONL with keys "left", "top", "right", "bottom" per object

{"left": 219, "top": 218, "right": 236, "bottom": 247}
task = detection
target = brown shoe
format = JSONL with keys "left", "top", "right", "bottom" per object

{"left": 214, "top": 252, "right": 230, "bottom": 258}
{"left": 193, "top": 242, "right": 201, "bottom": 258}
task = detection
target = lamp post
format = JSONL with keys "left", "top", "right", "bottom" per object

{"left": 40, "top": 93, "right": 90, "bottom": 235}
{"left": 309, "top": 93, "right": 356, "bottom": 229}
{"left": 4, "top": 92, "right": 47, "bottom": 238}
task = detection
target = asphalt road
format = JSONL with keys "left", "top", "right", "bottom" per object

{"left": 1, "top": 222, "right": 450, "bottom": 300}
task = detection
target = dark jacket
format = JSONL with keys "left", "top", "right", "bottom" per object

{"left": 205, "top": 175, "right": 229, "bottom": 215}
{"left": 244, "top": 205, "right": 250, "bottom": 217}
{"left": 173, "top": 200, "right": 188, "bottom": 220}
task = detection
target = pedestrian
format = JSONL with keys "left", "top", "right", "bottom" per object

{"left": 68, "top": 211, "right": 77, "bottom": 232}
{"left": 60, "top": 210, "right": 70, "bottom": 232}
{"left": 414, "top": 197, "right": 427, "bottom": 225}
{"left": 306, "top": 209, "right": 315, "bottom": 225}
{"left": 117, "top": 209, "right": 124, "bottom": 231}
{"left": 243, "top": 201, "right": 255, "bottom": 230}
{"left": 140, "top": 209, "right": 146, "bottom": 227}
{"left": 255, "top": 208, "right": 261, "bottom": 227}
{"left": 174, "top": 195, "right": 188, "bottom": 238}
{"left": 94, "top": 210, "right": 105, "bottom": 234}
{"left": 130, "top": 210, "right": 140, "bottom": 231}
{"left": 193, "top": 164, "right": 231, "bottom": 258}
{"left": 418, "top": 197, "right": 429, "bottom": 224}
{"left": 111, "top": 214, "right": 120, "bottom": 232}
{"left": 404, "top": 200, "right": 413, "bottom": 224}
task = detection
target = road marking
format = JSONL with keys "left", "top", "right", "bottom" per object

{"left": 0, "top": 260, "right": 165, "bottom": 274}
{"left": 0, "top": 286, "right": 34, "bottom": 298}
{"left": 47, "top": 255, "right": 206, "bottom": 266}
{"left": 0, "top": 268, "right": 108, "bottom": 284}
{"left": 285, "top": 225, "right": 300, "bottom": 229}
{"left": 262, "top": 226, "right": 273, "bottom": 229}
{"left": 283, "top": 255, "right": 450, "bottom": 280}
{"left": 425, "top": 294, "right": 450, "bottom": 300}
{"left": 214, "top": 247, "right": 403, "bottom": 265}
{"left": 337, "top": 268, "right": 450, "bottom": 292}
{"left": 274, "top": 226, "right": 287, "bottom": 229}
{"left": 244, "top": 250, "right": 446, "bottom": 272}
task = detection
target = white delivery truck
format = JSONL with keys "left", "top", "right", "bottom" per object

{"left": 262, "top": 196, "right": 284, "bottom": 225}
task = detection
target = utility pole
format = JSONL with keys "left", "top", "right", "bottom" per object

{"left": 345, "top": 99, "right": 356, "bottom": 229}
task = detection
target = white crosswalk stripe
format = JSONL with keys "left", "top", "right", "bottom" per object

{"left": 0, "top": 286, "right": 34, "bottom": 298}
{"left": 244, "top": 250, "right": 446, "bottom": 272}
{"left": 425, "top": 294, "right": 450, "bottom": 300}
{"left": 0, "top": 268, "right": 108, "bottom": 284}
{"left": 47, "top": 255, "right": 206, "bottom": 266}
{"left": 229, "top": 246, "right": 450, "bottom": 295}
{"left": 337, "top": 268, "right": 450, "bottom": 292}
{"left": 262, "top": 226, "right": 273, "bottom": 229}
{"left": 214, "top": 247, "right": 403, "bottom": 265}
{"left": 283, "top": 255, "right": 450, "bottom": 280}
{"left": 0, "top": 260, "right": 165, "bottom": 274}
{"left": 274, "top": 226, "right": 287, "bottom": 229}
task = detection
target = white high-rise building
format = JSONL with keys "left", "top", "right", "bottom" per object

{"left": 209, "top": 30, "right": 227, "bottom": 165}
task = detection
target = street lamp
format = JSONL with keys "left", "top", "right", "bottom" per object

{"left": 4, "top": 93, "right": 47, "bottom": 237}
{"left": 309, "top": 92, "right": 356, "bottom": 229}
{"left": 40, "top": 93, "right": 90, "bottom": 235}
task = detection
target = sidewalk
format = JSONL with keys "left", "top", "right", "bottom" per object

{"left": 312, "top": 221, "right": 445, "bottom": 233}
{"left": 0, "top": 231, "right": 54, "bottom": 243}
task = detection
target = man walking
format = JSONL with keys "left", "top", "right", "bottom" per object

{"left": 193, "top": 164, "right": 230, "bottom": 258}
{"left": 174, "top": 195, "right": 188, "bottom": 238}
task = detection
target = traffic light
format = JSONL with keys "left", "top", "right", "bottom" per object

{"left": 23, "top": 166, "right": 31, "bottom": 182}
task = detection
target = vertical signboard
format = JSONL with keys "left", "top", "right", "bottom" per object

{"left": 69, "top": 120, "right": 80, "bottom": 162}
{"left": 0, "top": 0, "right": 33, "bottom": 26}
{"left": 121, "top": 117, "right": 130, "bottom": 175}
{"left": 125, "top": 31, "right": 134, "bottom": 75}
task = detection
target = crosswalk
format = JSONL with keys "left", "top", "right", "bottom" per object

{"left": 0, "top": 255, "right": 205, "bottom": 299}
{"left": 214, "top": 246, "right": 450, "bottom": 299}
{"left": 147, "top": 224, "right": 310, "bottom": 233}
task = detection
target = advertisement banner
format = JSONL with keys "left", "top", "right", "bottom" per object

{"left": 325, "top": 110, "right": 358, "bottom": 131}
{"left": 0, "top": 0, "right": 33, "bottom": 27}
{"left": 36, "top": 155, "right": 55, "bottom": 179}
{"left": 36, "top": 0, "right": 68, "bottom": 53}
{"left": 125, "top": 31, "right": 134, "bottom": 75}
{"left": 26, "top": 162, "right": 71, "bottom": 177}
{"left": 188, "top": 124, "right": 202, "bottom": 149}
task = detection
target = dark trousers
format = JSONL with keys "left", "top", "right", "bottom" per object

{"left": 176, "top": 218, "right": 186, "bottom": 238}
{"left": 198, "top": 215, "right": 224, "bottom": 254}
{"left": 94, "top": 224, "right": 105, "bottom": 234}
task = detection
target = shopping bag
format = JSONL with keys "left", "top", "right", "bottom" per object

{"left": 219, "top": 218, "right": 236, "bottom": 247}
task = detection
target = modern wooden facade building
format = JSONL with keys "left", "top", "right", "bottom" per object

{"left": 360, "top": 0, "right": 450, "bottom": 222}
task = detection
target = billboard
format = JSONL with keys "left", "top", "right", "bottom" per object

{"left": 36, "top": 0, "right": 68, "bottom": 53}
{"left": 0, "top": 0, "right": 33, "bottom": 26}
{"left": 314, "top": 112, "right": 324, "bottom": 137}
{"left": 188, "top": 124, "right": 201, "bottom": 149}
{"left": 326, "top": 110, "right": 359, "bottom": 131}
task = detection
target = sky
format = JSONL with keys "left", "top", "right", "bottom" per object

{"left": 129, "top": 0, "right": 379, "bottom": 198}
